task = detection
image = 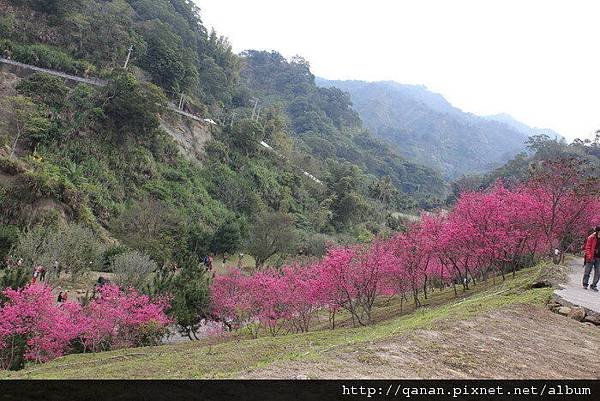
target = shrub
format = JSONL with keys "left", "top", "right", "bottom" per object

{"left": 0, "top": 224, "right": 19, "bottom": 263}
{"left": 111, "top": 251, "right": 156, "bottom": 291}
{"left": 0, "top": 95, "right": 52, "bottom": 152}
{"left": 136, "top": 320, "right": 169, "bottom": 347}
{"left": 0, "top": 283, "right": 171, "bottom": 369}
{"left": 110, "top": 198, "right": 181, "bottom": 266}
{"left": 0, "top": 16, "right": 14, "bottom": 38}
{"left": 0, "top": 284, "right": 81, "bottom": 370}
{"left": 170, "top": 266, "right": 211, "bottom": 340}
{"left": 16, "top": 73, "right": 69, "bottom": 110}
{"left": 12, "top": 223, "right": 103, "bottom": 283}
{"left": 246, "top": 211, "right": 299, "bottom": 269}
{"left": 101, "top": 244, "right": 129, "bottom": 272}
{"left": 0, "top": 266, "right": 30, "bottom": 303}
{"left": 11, "top": 43, "right": 96, "bottom": 76}
{"left": 210, "top": 218, "right": 241, "bottom": 256}
{"left": 78, "top": 284, "right": 171, "bottom": 352}
{"left": 0, "top": 157, "right": 23, "bottom": 175}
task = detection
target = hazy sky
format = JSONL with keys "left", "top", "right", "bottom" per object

{"left": 197, "top": 0, "right": 599, "bottom": 141}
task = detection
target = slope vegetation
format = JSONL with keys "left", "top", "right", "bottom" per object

{"left": 1, "top": 0, "right": 449, "bottom": 270}
{"left": 6, "top": 263, "right": 598, "bottom": 379}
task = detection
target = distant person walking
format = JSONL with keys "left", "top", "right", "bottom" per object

{"left": 582, "top": 226, "right": 600, "bottom": 291}
{"left": 553, "top": 248, "right": 561, "bottom": 265}
{"left": 39, "top": 266, "right": 47, "bottom": 282}
{"left": 32, "top": 265, "right": 42, "bottom": 283}
{"left": 53, "top": 260, "right": 61, "bottom": 278}
{"left": 93, "top": 276, "right": 110, "bottom": 297}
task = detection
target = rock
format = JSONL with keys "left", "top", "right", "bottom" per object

{"left": 557, "top": 306, "right": 571, "bottom": 316}
{"left": 546, "top": 302, "right": 560, "bottom": 310}
{"left": 584, "top": 313, "right": 600, "bottom": 325}
{"left": 567, "top": 307, "right": 586, "bottom": 322}
{"left": 531, "top": 280, "right": 552, "bottom": 289}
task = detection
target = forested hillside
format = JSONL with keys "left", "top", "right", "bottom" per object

{"left": 239, "top": 51, "right": 446, "bottom": 203}
{"left": 317, "top": 79, "right": 538, "bottom": 179}
{"left": 0, "top": 0, "right": 447, "bottom": 281}
{"left": 449, "top": 133, "right": 600, "bottom": 199}
{"left": 1, "top": 0, "right": 600, "bottom": 378}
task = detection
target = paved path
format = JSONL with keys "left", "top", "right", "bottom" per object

{"left": 1, "top": 57, "right": 107, "bottom": 86}
{"left": 554, "top": 258, "right": 600, "bottom": 313}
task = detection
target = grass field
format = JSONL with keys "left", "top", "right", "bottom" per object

{"left": 3, "top": 263, "right": 584, "bottom": 379}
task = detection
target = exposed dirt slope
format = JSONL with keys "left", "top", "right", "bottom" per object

{"left": 243, "top": 304, "right": 600, "bottom": 379}
{"left": 160, "top": 113, "right": 214, "bottom": 163}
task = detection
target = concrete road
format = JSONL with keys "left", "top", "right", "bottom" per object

{"left": 554, "top": 258, "right": 600, "bottom": 313}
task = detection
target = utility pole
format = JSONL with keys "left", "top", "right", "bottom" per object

{"left": 9, "top": 129, "right": 21, "bottom": 159}
{"left": 123, "top": 45, "right": 133, "bottom": 69}
{"left": 251, "top": 97, "right": 259, "bottom": 120}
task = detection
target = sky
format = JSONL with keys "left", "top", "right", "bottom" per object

{"left": 196, "top": 0, "right": 600, "bottom": 141}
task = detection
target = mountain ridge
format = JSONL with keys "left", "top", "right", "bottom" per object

{"left": 484, "top": 112, "right": 563, "bottom": 140}
{"left": 316, "top": 78, "right": 560, "bottom": 179}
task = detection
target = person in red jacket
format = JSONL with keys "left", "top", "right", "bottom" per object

{"left": 583, "top": 226, "right": 600, "bottom": 291}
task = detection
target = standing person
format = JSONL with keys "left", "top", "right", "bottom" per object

{"left": 53, "top": 260, "right": 60, "bottom": 279}
{"left": 62, "top": 291, "right": 68, "bottom": 302}
{"left": 32, "top": 266, "right": 41, "bottom": 283}
{"left": 583, "top": 226, "right": 600, "bottom": 291}
{"left": 39, "top": 266, "right": 47, "bottom": 282}
{"left": 57, "top": 291, "right": 64, "bottom": 303}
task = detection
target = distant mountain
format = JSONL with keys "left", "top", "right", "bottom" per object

{"left": 484, "top": 113, "right": 564, "bottom": 141}
{"left": 316, "top": 79, "right": 537, "bottom": 179}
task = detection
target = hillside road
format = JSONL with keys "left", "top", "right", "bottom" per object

{"left": 554, "top": 258, "right": 600, "bottom": 313}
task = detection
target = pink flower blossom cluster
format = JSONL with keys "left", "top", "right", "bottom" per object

{"left": 0, "top": 284, "right": 170, "bottom": 370}
{"left": 211, "top": 165, "right": 600, "bottom": 332}
{"left": 211, "top": 265, "right": 322, "bottom": 335}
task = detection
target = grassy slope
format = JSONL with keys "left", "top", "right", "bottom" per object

{"left": 2, "top": 264, "right": 557, "bottom": 379}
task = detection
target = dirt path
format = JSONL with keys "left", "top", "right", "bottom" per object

{"left": 554, "top": 258, "right": 600, "bottom": 313}
{"left": 241, "top": 304, "right": 600, "bottom": 379}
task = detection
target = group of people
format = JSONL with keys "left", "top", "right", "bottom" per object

{"left": 3, "top": 256, "right": 23, "bottom": 269}
{"left": 202, "top": 255, "right": 214, "bottom": 271}
{"left": 583, "top": 226, "right": 600, "bottom": 291}
{"left": 1, "top": 259, "right": 62, "bottom": 284}
{"left": 202, "top": 253, "right": 246, "bottom": 272}
{"left": 55, "top": 277, "right": 110, "bottom": 305}
{"left": 56, "top": 291, "right": 68, "bottom": 303}
{"left": 31, "top": 265, "right": 47, "bottom": 283}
